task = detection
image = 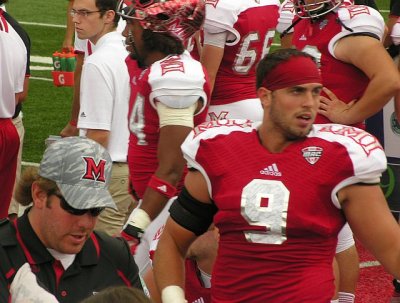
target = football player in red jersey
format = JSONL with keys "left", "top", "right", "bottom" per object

{"left": 277, "top": 1, "right": 400, "bottom": 301}
{"left": 200, "top": 0, "right": 280, "bottom": 122}
{"left": 116, "top": 0, "right": 210, "bottom": 254}
{"left": 280, "top": 0, "right": 399, "bottom": 128}
{"left": 153, "top": 48, "right": 400, "bottom": 303}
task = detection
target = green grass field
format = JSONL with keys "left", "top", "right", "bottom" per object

{"left": 6, "top": 0, "right": 390, "bottom": 163}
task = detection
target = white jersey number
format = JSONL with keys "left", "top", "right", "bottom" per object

{"left": 301, "top": 45, "right": 322, "bottom": 68}
{"left": 129, "top": 93, "right": 147, "bottom": 145}
{"left": 241, "top": 179, "right": 289, "bottom": 244}
{"left": 233, "top": 29, "right": 275, "bottom": 74}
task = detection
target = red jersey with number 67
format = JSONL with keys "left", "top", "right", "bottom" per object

{"left": 127, "top": 51, "right": 210, "bottom": 198}
{"left": 204, "top": 0, "right": 279, "bottom": 105}
{"left": 180, "top": 120, "right": 386, "bottom": 302}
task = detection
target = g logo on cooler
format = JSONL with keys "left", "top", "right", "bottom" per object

{"left": 58, "top": 74, "right": 65, "bottom": 85}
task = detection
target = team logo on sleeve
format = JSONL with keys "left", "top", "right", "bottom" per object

{"left": 319, "top": 125, "right": 382, "bottom": 156}
{"left": 302, "top": 146, "right": 323, "bottom": 165}
{"left": 193, "top": 119, "right": 253, "bottom": 137}
{"left": 347, "top": 5, "right": 371, "bottom": 18}
{"left": 160, "top": 55, "right": 185, "bottom": 75}
{"left": 281, "top": 1, "right": 295, "bottom": 13}
{"left": 205, "top": 0, "right": 219, "bottom": 8}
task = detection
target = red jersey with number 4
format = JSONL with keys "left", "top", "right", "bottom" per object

{"left": 181, "top": 120, "right": 386, "bottom": 302}
{"left": 204, "top": 0, "right": 279, "bottom": 105}
{"left": 292, "top": 4, "right": 385, "bottom": 129}
{"left": 127, "top": 51, "right": 210, "bottom": 198}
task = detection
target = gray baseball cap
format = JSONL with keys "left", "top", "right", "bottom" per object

{"left": 39, "top": 137, "right": 117, "bottom": 210}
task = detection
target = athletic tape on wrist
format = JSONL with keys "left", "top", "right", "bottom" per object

{"left": 127, "top": 208, "right": 151, "bottom": 230}
{"left": 161, "top": 285, "right": 187, "bottom": 303}
{"left": 148, "top": 175, "right": 177, "bottom": 199}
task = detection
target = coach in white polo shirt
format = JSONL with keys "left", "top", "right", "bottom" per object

{"left": 72, "top": 0, "right": 135, "bottom": 236}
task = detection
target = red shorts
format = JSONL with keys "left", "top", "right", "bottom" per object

{"left": 0, "top": 118, "right": 20, "bottom": 219}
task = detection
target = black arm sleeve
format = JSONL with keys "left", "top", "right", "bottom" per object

{"left": 169, "top": 187, "right": 218, "bottom": 236}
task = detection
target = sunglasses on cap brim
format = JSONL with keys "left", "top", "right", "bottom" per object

{"left": 51, "top": 193, "right": 105, "bottom": 217}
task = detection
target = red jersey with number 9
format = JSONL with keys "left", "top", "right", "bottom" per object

{"left": 180, "top": 119, "right": 386, "bottom": 302}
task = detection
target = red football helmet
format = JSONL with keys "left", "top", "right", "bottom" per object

{"left": 116, "top": 0, "right": 205, "bottom": 42}
{"left": 293, "top": 0, "right": 343, "bottom": 18}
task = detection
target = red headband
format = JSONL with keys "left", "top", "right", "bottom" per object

{"left": 261, "top": 56, "right": 322, "bottom": 91}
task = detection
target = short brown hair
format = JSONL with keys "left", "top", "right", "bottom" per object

{"left": 14, "top": 166, "right": 58, "bottom": 206}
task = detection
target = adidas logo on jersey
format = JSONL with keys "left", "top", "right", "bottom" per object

{"left": 192, "top": 298, "right": 205, "bottom": 303}
{"left": 260, "top": 163, "right": 282, "bottom": 176}
{"left": 157, "top": 185, "right": 167, "bottom": 193}
{"left": 80, "top": 112, "right": 87, "bottom": 118}
{"left": 299, "top": 34, "right": 307, "bottom": 41}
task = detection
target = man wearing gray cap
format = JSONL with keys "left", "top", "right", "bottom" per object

{"left": 0, "top": 137, "right": 144, "bottom": 303}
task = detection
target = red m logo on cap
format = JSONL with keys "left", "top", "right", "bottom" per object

{"left": 82, "top": 157, "right": 106, "bottom": 182}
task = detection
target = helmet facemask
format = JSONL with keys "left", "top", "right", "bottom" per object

{"left": 294, "top": 0, "right": 343, "bottom": 19}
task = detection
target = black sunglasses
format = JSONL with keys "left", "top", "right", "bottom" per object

{"left": 51, "top": 193, "right": 105, "bottom": 217}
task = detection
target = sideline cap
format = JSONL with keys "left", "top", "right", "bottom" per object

{"left": 39, "top": 137, "right": 117, "bottom": 210}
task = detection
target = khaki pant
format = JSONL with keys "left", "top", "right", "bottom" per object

{"left": 95, "top": 162, "right": 137, "bottom": 236}
{"left": 8, "top": 114, "right": 24, "bottom": 217}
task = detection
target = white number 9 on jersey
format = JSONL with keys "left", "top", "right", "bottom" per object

{"left": 241, "top": 179, "right": 289, "bottom": 245}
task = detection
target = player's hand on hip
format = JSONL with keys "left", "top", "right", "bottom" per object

{"left": 318, "top": 87, "right": 356, "bottom": 124}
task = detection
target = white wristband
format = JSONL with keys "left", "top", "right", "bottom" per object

{"left": 125, "top": 208, "right": 151, "bottom": 230}
{"left": 161, "top": 285, "right": 187, "bottom": 303}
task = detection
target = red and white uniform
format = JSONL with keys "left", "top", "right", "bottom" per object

{"left": 127, "top": 51, "right": 210, "bottom": 198}
{"left": 0, "top": 9, "right": 24, "bottom": 218}
{"left": 181, "top": 120, "right": 386, "bottom": 302}
{"left": 204, "top": 0, "right": 279, "bottom": 121}
{"left": 289, "top": 4, "right": 385, "bottom": 129}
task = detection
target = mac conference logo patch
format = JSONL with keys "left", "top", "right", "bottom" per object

{"left": 390, "top": 112, "right": 400, "bottom": 137}
{"left": 302, "top": 146, "right": 323, "bottom": 165}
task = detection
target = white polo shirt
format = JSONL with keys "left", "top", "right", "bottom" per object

{"left": 78, "top": 31, "right": 130, "bottom": 162}
{"left": 0, "top": 10, "right": 26, "bottom": 118}
{"left": 74, "top": 18, "right": 126, "bottom": 57}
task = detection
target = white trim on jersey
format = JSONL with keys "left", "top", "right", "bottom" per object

{"left": 328, "top": 5, "right": 385, "bottom": 58}
{"left": 148, "top": 51, "right": 208, "bottom": 111}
